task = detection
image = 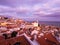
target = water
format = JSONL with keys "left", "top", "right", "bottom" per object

{"left": 39, "top": 21, "right": 60, "bottom": 27}
{"left": 26, "top": 21, "right": 60, "bottom": 27}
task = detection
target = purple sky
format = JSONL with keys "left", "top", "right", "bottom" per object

{"left": 0, "top": 0, "right": 60, "bottom": 21}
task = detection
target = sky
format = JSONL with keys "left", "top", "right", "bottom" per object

{"left": 0, "top": 0, "right": 60, "bottom": 21}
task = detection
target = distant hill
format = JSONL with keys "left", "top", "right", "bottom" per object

{"left": 0, "top": 15, "right": 12, "bottom": 18}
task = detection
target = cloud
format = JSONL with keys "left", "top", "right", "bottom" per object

{"left": 0, "top": 0, "right": 46, "bottom": 7}
{"left": 0, "top": 0, "right": 60, "bottom": 21}
{"left": 31, "top": 0, "right": 60, "bottom": 16}
{"left": 0, "top": 5, "right": 37, "bottom": 19}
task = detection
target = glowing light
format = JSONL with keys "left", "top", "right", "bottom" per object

{"left": 1, "top": 22, "right": 7, "bottom": 26}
